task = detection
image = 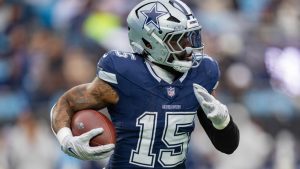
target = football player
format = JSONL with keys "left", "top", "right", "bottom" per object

{"left": 51, "top": 0, "right": 239, "bottom": 168}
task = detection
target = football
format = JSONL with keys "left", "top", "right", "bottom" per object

{"left": 71, "top": 109, "right": 116, "bottom": 146}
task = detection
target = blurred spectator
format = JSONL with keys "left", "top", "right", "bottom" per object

{"left": 4, "top": 111, "right": 59, "bottom": 169}
{"left": 62, "top": 48, "right": 96, "bottom": 88}
{"left": 0, "top": 24, "right": 30, "bottom": 122}
{"left": 0, "top": 130, "right": 8, "bottom": 169}
{"left": 188, "top": 103, "right": 273, "bottom": 169}
{"left": 274, "top": 130, "right": 296, "bottom": 169}
{"left": 82, "top": 0, "right": 121, "bottom": 44}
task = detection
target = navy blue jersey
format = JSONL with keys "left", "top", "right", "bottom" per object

{"left": 97, "top": 50, "right": 220, "bottom": 169}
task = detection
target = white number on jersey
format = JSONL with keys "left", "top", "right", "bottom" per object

{"left": 130, "top": 112, "right": 196, "bottom": 168}
{"left": 114, "top": 51, "right": 136, "bottom": 60}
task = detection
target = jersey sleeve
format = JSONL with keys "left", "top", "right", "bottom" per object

{"left": 96, "top": 51, "right": 118, "bottom": 86}
{"left": 209, "top": 57, "right": 220, "bottom": 91}
{"left": 199, "top": 55, "right": 221, "bottom": 93}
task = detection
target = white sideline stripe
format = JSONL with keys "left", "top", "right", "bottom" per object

{"left": 98, "top": 70, "right": 118, "bottom": 84}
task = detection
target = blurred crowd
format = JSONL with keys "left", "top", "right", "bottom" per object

{"left": 0, "top": 0, "right": 299, "bottom": 169}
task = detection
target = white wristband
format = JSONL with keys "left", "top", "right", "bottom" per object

{"left": 56, "top": 127, "right": 73, "bottom": 145}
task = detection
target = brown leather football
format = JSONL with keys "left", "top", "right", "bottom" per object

{"left": 71, "top": 109, "right": 116, "bottom": 146}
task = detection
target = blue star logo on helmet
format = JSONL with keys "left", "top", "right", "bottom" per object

{"left": 141, "top": 3, "right": 168, "bottom": 29}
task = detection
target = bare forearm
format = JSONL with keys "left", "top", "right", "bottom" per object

{"left": 51, "top": 84, "right": 101, "bottom": 133}
{"left": 51, "top": 97, "right": 73, "bottom": 133}
{"left": 51, "top": 79, "right": 118, "bottom": 133}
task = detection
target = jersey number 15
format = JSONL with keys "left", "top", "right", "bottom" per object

{"left": 129, "top": 112, "right": 196, "bottom": 168}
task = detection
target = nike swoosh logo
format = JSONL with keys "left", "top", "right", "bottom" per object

{"left": 67, "top": 147, "right": 77, "bottom": 156}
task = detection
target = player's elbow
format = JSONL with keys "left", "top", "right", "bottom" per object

{"left": 220, "top": 146, "right": 237, "bottom": 154}
{"left": 213, "top": 134, "right": 240, "bottom": 154}
{"left": 217, "top": 138, "right": 239, "bottom": 154}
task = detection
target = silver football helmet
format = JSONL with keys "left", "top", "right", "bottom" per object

{"left": 127, "top": 0, "right": 204, "bottom": 72}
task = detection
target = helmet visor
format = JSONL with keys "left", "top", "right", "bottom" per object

{"left": 164, "top": 27, "right": 203, "bottom": 53}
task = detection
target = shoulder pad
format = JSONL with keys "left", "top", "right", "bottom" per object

{"left": 192, "top": 54, "right": 220, "bottom": 92}
{"left": 109, "top": 50, "right": 137, "bottom": 60}
{"left": 201, "top": 55, "right": 220, "bottom": 78}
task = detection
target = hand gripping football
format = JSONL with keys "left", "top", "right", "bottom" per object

{"left": 71, "top": 109, "right": 116, "bottom": 146}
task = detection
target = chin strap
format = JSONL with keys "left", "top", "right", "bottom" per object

{"left": 170, "top": 47, "right": 198, "bottom": 73}
{"left": 145, "top": 45, "right": 202, "bottom": 73}
{"left": 172, "top": 60, "right": 193, "bottom": 73}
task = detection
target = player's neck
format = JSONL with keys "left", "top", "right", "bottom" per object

{"left": 148, "top": 61, "right": 183, "bottom": 84}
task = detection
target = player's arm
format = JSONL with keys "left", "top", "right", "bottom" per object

{"left": 193, "top": 84, "right": 239, "bottom": 154}
{"left": 51, "top": 77, "right": 118, "bottom": 133}
{"left": 51, "top": 77, "right": 118, "bottom": 160}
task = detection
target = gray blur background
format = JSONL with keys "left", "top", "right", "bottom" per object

{"left": 0, "top": 0, "right": 299, "bottom": 169}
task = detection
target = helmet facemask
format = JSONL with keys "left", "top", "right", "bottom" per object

{"left": 163, "top": 26, "right": 204, "bottom": 72}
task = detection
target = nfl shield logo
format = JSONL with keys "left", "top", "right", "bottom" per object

{"left": 166, "top": 87, "right": 175, "bottom": 97}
